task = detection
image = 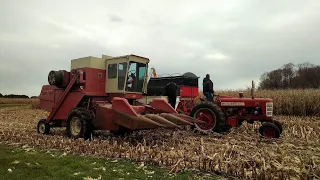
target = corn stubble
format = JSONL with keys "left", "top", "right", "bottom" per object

{"left": 0, "top": 106, "right": 319, "bottom": 179}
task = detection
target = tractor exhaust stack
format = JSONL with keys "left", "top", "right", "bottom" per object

{"left": 251, "top": 80, "right": 255, "bottom": 99}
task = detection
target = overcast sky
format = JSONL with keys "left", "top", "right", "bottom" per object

{"left": 1, "top": 0, "right": 320, "bottom": 96}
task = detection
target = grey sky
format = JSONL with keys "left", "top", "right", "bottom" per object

{"left": 1, "top": 0, "right": 320, "bottom": 96}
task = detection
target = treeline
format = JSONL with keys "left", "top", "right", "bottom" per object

{"left": 0, "top": 93, "right": 38, "bottom": 99}
{"left": 258, "top": 62, "right": 320, "bottom": 89}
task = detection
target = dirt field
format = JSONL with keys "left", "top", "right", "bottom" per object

{"left": 0, "top": 106, "right": 319, "bottom": 179}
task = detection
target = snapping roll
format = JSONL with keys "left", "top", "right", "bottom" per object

{"left": 113, "top": 110, "right": 202, "bottom": 130}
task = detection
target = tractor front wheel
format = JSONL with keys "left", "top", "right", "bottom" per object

{"left": 189, "top": 102, "right": 226, "bottom": 134}
{"left": 272, "top": 120, "right": 283, "bottom": 134}
{"left": 66, "top": 108, "right": 93, "bottom": 140}
{"left": 259, "top": 122, "right": 280, "bottom": 139}
{"left": 37, "top": 119, "right": 50, "bottom": 135}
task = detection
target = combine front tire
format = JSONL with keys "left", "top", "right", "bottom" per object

{"left": 37, "top": 119, "right": 50, "bottom": 135}
{"left": 189, "top": 102, "right": 227, "bottom": 134}
{"left": 66, "top": 108, "right": 93, "bottom": 140}
{"left": 259, "top": 122, "right": 280, "bottom": 139}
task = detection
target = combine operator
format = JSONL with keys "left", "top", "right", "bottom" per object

{"left": 164, "top": 79, "right": 178, "bottom": 109}
{"left": 203, "top": 74, "right": 214, "bottom": 102}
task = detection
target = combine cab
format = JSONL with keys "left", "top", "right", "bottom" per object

{"left": 37, "top": 54, "right": 204, "bottom": 139}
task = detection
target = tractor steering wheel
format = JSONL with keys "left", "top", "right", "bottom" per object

{"left": 127, "top": 70, "right": 136, "bottom": 77}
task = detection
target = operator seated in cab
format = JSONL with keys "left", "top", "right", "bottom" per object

{"left": 202, "top": 74, "right": 214, "bottom": 102}
{"left": 127, "top": 73, "right": 137, "bottom": 91}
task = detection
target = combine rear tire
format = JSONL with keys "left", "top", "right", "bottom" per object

{"left": 259, "top": 122, "right": 280, "bottom": 139}
{"left": 66, "top": 108, "right": 93, "bottom": 140}
{"left": 37, "top": 119, "right": 50, "bottom": 135}
{"left": 189, "top": 102, "right": 227, "bottom": 134}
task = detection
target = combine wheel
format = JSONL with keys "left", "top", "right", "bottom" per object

{"left": 37, "top": 119, "right": 50, "bottom": 135}
{"left": 66, "top": 108, "right": 93, "bottom": 140}
{"left": 259, "top": 122, "right": 280, "bottom": 139}
{"left": 189, "top": 102, "right": 226, "bottom": 134}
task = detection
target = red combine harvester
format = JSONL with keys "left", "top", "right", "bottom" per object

{"left": 37, "top": 54, "right": 205, "bottom": 139}
{"left": 143, "top": 73, "right": 283, "bottom": 139}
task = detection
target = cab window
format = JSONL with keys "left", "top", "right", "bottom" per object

{"left": 118, "top": 62, "right": 128, "bottom": 90}
{"left": 126, "top": 61, "right": 146, "bottom": 92}
{"left": 108, "top": 64, "right": 117, "bottom": 79}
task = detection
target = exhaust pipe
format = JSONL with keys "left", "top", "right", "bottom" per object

{"left": 251, "top": 80, "right": 255, "bottom": 99}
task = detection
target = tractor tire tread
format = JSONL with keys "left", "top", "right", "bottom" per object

{"left": 259, "top": 122, "right": 281, "bottom": 138}
{"left": 272, "top": 120, "right": 283, "bottom": 134}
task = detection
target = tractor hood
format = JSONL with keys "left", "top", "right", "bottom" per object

{"left": 218, "top": 96, "right": 273, "bottom": 107}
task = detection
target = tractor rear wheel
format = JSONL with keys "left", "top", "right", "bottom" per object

{"left": 189, "top": 101, "right": 227, "bottom": 134}
{"left": 37, "top": 119, "right": 50, "bottom": 135}
{"left": 66, "top": 108, "right": 93, "bottom": 140}
{"left": 259, "top": 122, "right": 280, "bottom": 139}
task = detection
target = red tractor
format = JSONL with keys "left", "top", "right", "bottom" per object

{"left": 37, "top": 54, "right": 204, "bottom": 139}
{"left": 188, "top": 81, "right": 283, "bottom": 139}
{"left": 143, "top": 74, "right": 283, "bottom": 139}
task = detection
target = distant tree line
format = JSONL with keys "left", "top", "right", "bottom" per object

{"left": 258, "top": 62, "right": 320, "bottom": 89}
{"left": 0, "top": 93, "right": 38, "bottom": 98}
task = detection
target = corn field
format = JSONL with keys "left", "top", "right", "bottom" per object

{"left": 195, "top": 89, "right": 320, "bottom": 116}
{"left": 0, "top": 106, "right": 319, "bottom": 179}
{"left": 0, "top": 98, "right": 40, "bottom": 109}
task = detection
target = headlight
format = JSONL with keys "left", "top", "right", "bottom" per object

{"left": 266, "top": 102, "right": 273, "bottom": 117}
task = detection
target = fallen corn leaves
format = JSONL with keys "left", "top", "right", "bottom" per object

{"left": 0, "top": 106, "right": 320, "bottom": 179}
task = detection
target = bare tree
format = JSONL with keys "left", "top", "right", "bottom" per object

{"left": 258, "top": 62, "right": 320, "bottom": 89}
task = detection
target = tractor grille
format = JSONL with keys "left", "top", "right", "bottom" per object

{"left": 266, "top": 102, "right": 273, "bottom": 117}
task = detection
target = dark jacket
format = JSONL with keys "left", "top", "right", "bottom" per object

{"left": 164, "top": 82, "right": 178, "bottom": 97}
{"left": 203, "top": 77, "right": 214, "bottom": 93}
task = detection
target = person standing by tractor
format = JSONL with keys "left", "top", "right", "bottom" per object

{"left": 164, "top": 78, "right": 178, "bottom": 109}
{"left": 203, "top": 74, "right": 214, "bottom": 102}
